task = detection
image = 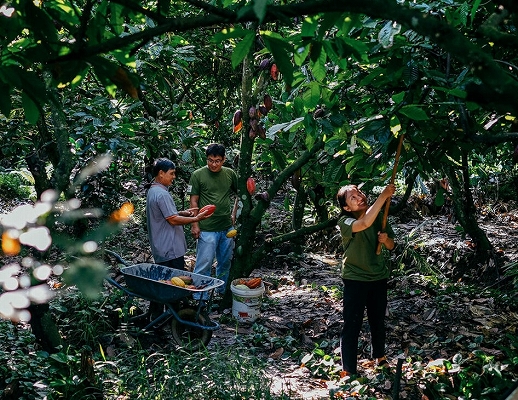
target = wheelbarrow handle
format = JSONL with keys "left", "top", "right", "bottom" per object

{"left": 104, "top": 249, "right": 131, "bottom": 266}
{"left": 104, "top": 276, "right": 139, "bottom": 298}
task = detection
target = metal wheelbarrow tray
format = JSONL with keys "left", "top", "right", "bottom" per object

{"left": 120, "top": 263, "right": 224, "bottom": 303}
{"left": 105, "top": 259, "right": 224, "bottom": 349}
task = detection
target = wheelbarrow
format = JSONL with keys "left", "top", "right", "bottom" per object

{"left": 104, "top": 250, "right": 224, "bottom": 350}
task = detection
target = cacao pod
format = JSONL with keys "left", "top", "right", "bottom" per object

{"left": 245, "top": 277, "right": 262, "bottom": 289}
{"left": 226, "top": 229, "right": 238, "bottom": 238}
{"left": 313, "top": 107, "right": 324, "bottom": 119}
{"left": 270, "top": 64, "right": 279, "bottom": 80}
{"left": 233, "top": 110, "right": 243, "bottom": 133}
{"left": 254, "top": 192, "right": 269, "bottom": 202}
{"left": 249, "top": 118, "right": 258, "bottom": 131}
{"left": 257, "top": 125, "right": 266, "bottom": 140}
{"left": 258, "top": 105, "right": 268, "bottom": 117}
{"left": 234, "top": 284, "right": 250, "bottom": 290}
{"left": 170, "top": 277, "right": 186, "bottom": 287}
{"left": 264, "top": 94, "right": 273, "bottom": 111}
{"left": 248, "top": 106, "right": 257, "bottom": 119}
{"left": 249, "top": 129, "right": 257, "bottom": 140}
{"left": 233, "top": 120, "right": 243, "bottom": 133}
{"left": 178, "top": 275, "right": 193, "bottom": 285}
{"left": 291, "top": 169, "right": 302, "bottom": 190}
{"left": 259, "top": 58, "right": 271, "bottom": 70}
{"left": 246, "top": 177, "right": 256, "bottom": 195}
{"left": 199, "top": 204, "right": 216, "bottom": 216}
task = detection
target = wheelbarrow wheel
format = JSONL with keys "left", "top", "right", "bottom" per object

{"left": 171, "top": 307, "right": 212, "bottom": 350}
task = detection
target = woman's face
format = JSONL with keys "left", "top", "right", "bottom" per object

{"left": 344, "top": 186, "right": 368, "bottom": 212}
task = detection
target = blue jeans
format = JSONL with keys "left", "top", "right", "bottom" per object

{"left": 193, "top": 230, "right": 234, "bottom": 299}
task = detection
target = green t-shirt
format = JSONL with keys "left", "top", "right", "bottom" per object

{"left": 188, "top": 165, "right": 238, "bottom": 232}
{"left": 337, "top": 213, "right": 394, "bottom": 281}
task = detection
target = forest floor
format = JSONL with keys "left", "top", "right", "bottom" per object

{"left": 103, "top": 197, "right": 518, "bottom": 399}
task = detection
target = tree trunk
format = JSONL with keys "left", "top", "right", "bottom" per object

{"left": 291, "top": 186, "right": 307, "bottom": 255}
{"left": 445, "top": 157, "right": 493, "bottom": 263}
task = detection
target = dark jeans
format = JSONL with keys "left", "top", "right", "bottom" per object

{"left": 158, "top": 256, "right": 186, "bottom": 271}
{"left": 149, "top": 256, "right": 186, "bottom": 318}
{"left": 340, "top": 278, "right": 387, "bottom": 374}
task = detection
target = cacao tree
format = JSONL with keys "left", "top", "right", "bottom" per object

{"left": 1, "top": 0, "right": 518, "bottom": 309}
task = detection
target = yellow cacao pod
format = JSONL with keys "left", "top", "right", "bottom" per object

{"left": 226, "top": 229, "right": 238, "bottom": 238}
{"left": 170, "top": 277, "right": 186, "bottom": 287}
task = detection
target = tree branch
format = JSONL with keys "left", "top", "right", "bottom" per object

{"left": 43, "top": 0, "right": 518, "bottom": 115}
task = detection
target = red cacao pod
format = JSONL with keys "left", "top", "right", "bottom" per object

{"left": 246, "top": 178, "right": 256, "bottom": 195}
{"left": 270, "top": 64, "right": 279, "bottom": 80}
{"left": 199, "top": 204, "right": 216, "bottom": 216}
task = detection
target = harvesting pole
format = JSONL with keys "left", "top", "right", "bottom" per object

{"left": 376, "top": 133, "right": 404, "bottom": 255}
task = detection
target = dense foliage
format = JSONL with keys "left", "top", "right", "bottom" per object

{"left": 1, "top": 0, "right": 518, "bottom": 398}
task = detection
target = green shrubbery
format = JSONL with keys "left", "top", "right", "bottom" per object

{"left": 0, "top": 171, "right": 34, "bottom": 200}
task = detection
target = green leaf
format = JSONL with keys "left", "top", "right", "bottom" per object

{"left": 378, "top": 21, "right": 401, "bottom": 49}
{"left": 212, "top": 26, "right": 249, "bottom": 44}
{"left": 22, "top": 93, "right": 40, "bottom": 125}
{"left": 270, "top": 149, "right": 287, "bottom": 171}
{"left": 232, "top": 31, "right": 255, "bottom": 69}
{"left": 302, "top": 81, "right": 321, "bottom": 110}
{"left": 262, "top": 33, "right": 294, "bottom": 85}
{"left": 110, "top": 3, "right": 124, "bottom": 35}
{"left": 399, "top": 105, "right": 429, "bottom": 121}
{"left": 340, "top": 38, "right": 369, "bottom": 62}
{"left": 294, "top": 43, "right": 311, "bottom": 67}
{"left": 317, "top": 13, "right": 343, "bottom": 39}
{"left": 253, "top": 0, "right": 268, "bottom": 23}
{"left": 310, "top": 44, "right": 327, "bottom": 81}
{"left": 435, "top": 188, "right": 445, "bottom": 207}
{"left": 267, "top": 117, "right": 304, "bottom": 135}
{"left": 392, "top": 92, "right": 405, "bottom": 104}
{"left": 323, "top": 41, "right": 347, "bottom": 70}
{"left": 470, "top": 0, "right": 482, "bottom": 27}
{"left": 301, "top": 17, "right": 317, "bottom": 39}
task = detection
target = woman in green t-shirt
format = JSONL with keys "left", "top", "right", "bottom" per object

{"left": 336, "top": 183, "right": 395, "bottom": 376}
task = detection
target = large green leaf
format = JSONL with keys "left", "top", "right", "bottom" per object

{"left": 399, "top": 105, "right": 429, "bottom": 121}
{"left": 261, "top": 33, "right": 294, "bottom": 85}
{"left": 302, "top": 81, "right": 321, "bottom": 110}
{"left": 232, "top": 31, "right": 255, "bottom": 69}
{"left": 110, "top": 3, "right": 125, "bottom": 35}
{"left": 310, "top": 43, "right": 327, "bottom": 82}
{"left": 21, "top": 92, "right": 40, "bottom": 125}
{"left": 253, "top": 0, "right": 268, "bottom": 23}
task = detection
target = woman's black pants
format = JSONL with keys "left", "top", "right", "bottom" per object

{"left": 340, "top": 278, "right": 387, "bottom": 374}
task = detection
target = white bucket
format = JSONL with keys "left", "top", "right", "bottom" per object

{"left": 230, "top": 279, "right": 265, "bottom": 323}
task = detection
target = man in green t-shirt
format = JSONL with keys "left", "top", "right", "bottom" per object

{"left": 188, "top": 144, "right": 238, "bottom": 298}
